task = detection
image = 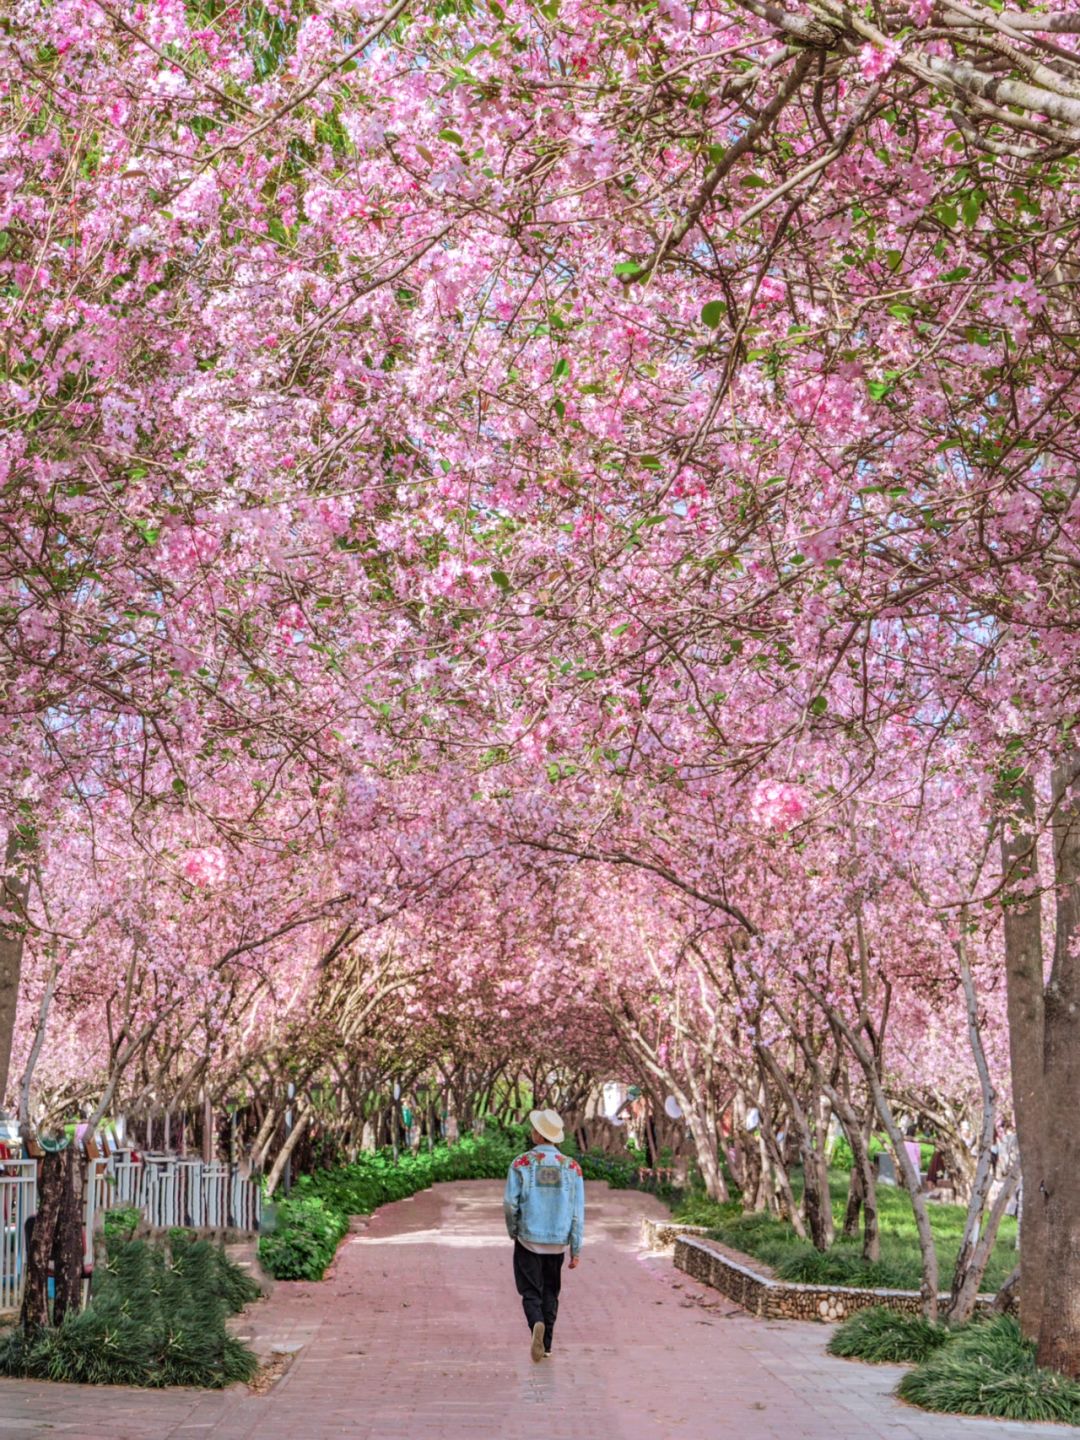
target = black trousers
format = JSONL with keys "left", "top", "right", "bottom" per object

{"left": 512, "top": 1240, "right": 564, "bottom": 1351}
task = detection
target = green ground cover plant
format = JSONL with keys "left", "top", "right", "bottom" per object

{"left": 827, "top": 1307, "right": 954, "bottom": 1364}
{"left": 671, "top": 1169, "right": 1017, "bottom": 1294}
{"left": 897, "top": 1316, "right": 1080, "bottom": 1425}
{"left": 0, "top": 1233, "right": 259, "bottom": 1388}
{"left": 257, "top": 1194, "right": 350, "bottom": 1281}
{"left": 101, "top": 1204, "right": 142, "bottom": 1241}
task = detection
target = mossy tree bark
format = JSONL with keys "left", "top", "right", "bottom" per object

{"left": 52, "top": 1144, "right": 87, "bottom": 1324}
{"left": 0, "top": 830, "right": 30, "bottom": 1105}
{"left": 19, "top": 1149, "right": 64, "bottom": 1331}
{"left": 1036, "top": 754, "right": 1080, "bottom": 1376}
{"left": 999, "top": 771, "right": 1048, "bottom": 1344}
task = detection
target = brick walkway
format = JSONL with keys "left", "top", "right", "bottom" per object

{"left": 0, "top": 1181, "right": 1063, "bottom": 1440}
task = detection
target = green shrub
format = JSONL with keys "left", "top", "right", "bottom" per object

{"left": 828, "top": 1306, "right": 953, "bottom": 1364}
{"left": 170, "top": 1230, "right": 261, "bottom": 1311}
{"left": 773, "top": 1245, "right": 918, "bottom": 1291}
{"left": 260, "top": 1132, "right": 644, "bottom": 1282}
{"left": 673, "top": 1194, "right": 742, "bottom": 1227}
{"left": 576, "top": 1151, "right": 639, "bottom": 1189}
{"left": 260, "top": 1135, "right": 520, "bottom": 1281}
{"left": 0, "top": 1234, "right": 258, "bottom": 1389}
{"left": 667, "top": 1168, "right": 1017, "bottom": 1297}
{"left": 898, "top": 1316, "right": 1080, "bottom": 1424}
{"left": 258, "top": 1195, "right": 348, "bottom": 1281}
{"left": 102, "top": 1204, "right": 141, "bottom": 1241}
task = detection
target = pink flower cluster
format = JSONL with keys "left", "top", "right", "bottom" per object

{"left": 859, "top": 40, "right": 901, "bottom": 82}
{"left": 750, "top": 781, "right": 811, "bottom": 832}
{"left": 181, "top": 847, "right": 229, "bottom": 888}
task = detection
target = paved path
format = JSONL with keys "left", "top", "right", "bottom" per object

{"left": 0, "top": 1182, "right": 1063, "bottom": 1440}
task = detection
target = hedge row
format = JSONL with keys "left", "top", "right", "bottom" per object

{"left": 259, "top": 1130, "right": 642, "bottom": 1281}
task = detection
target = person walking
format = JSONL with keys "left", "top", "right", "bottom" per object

{"left": 503, "top": 1108, "right": 585, "bottom": 1362}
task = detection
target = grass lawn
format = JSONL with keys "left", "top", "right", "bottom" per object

{"left": 672, "top": 1168, "right": 1017, "bottom": 1293}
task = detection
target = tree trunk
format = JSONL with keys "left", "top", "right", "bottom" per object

{"left": 249, "top": 1097, "right": 282, "bottom": 1172}
{"left": 994, "top": 1264, "right": 1020, "bottom": 1314}
{"left": 757, "top": 1048, "right": 827, "bottom": 1247}
{"left": 0, "top": 831, "right": 30, "bottom": 1106}
{"left": 802, "top": 1137, "right": 833, "bottom": 1251}
{"left": 948, "top": 1166, "right": 1021, "bottom": 1324}
{"left": 265, "top": 1103, "right": 312, "bottom": 1196}
{"left": 20, "top": 1149, "right": 64, "bottom": 1331}
{"left": 52, "top": 1145, "right": 87, "bottom": 1325}
{"left": 1036, "top": 752, "right": 1080, "bottom": 1375}
{"left": 754, "top": 1071, "right": 806, "bottom": 1238}
{"left": 946, "top": 926, "right": 1003, "bottom": 1322}
{"left": 850, "top": 1123, "right": 880, "bottom": 1264}
{"left": 817, "top": 994, "right": 939, "bottom": 1316}
{"left": 843, "top": 1164, "right": 862, "bottom": 1237}
{"left": 999, "top": 770, "right": 1047, "bottom": 1341}
{"left": 685, "top": 1103, "right": 729, "bottom": 1201}
{"left": 827, "top": 1105, "right": 879, "bottom": 1260}
{"left": 813, "top": 1089, "right": 836, "bottom": 1249}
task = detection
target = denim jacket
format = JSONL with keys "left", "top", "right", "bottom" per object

{"left": 503, "top": 1144, "right": 585, "bottom": 1257}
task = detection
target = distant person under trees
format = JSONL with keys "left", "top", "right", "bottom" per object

{"left": 503, "top": 1110, "right": 585, "bottom": 1362}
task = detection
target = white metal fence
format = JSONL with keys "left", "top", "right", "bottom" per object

{"left": 0, "top": 1159, "right": 37, "bottom": 1313}
{"left": 0, "top": 1151, "right": 262, "bottom": 1313}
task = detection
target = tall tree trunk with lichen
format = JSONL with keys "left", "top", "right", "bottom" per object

{"left": 51, "top": 1144, "right": 87, "bottom": 1325}
{"left": 1036, "top": 753, "right": 1080, "bottom": 1375}
{"left": 999, "top": 771, "right": 1048, "bottom": 1342}
{"left": 0, "top": 830, "right": 31, "bottom": 1106}
{"left": 19, "top": 1149, "right": 63, "bottom": 1331}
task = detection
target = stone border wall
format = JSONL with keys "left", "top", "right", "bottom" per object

{"left": 640, "top": 1217, "right": 710, "bottom": 1251}
{"left": 671, "top": 1234, "right": 998, "bottom": 1323}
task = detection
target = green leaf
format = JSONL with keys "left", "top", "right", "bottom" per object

{"left": 962, "top": 191, "right": 983, "bottom": 227}
{"left": 614, "top": 261, "right": 643, "bottom": 279}
{"left": 809, "top": 695, "right": 828, "bottom": 716}
{"left": 551, "top": 357, "right": 569, "bottom": 381}
{"left": 491, "top": 569, "right": 511, "bottom": 592}
{"left": 553, "top": 397, "right": 565, "bottom": 420}
{"left": 438, "top": 128, "right": 463, "bottom": 145}
{"left": 940, "top": 265, "right": 971, "bottom": 283}
{"left": 172, "top": 777, "right": 187, "bottom": 795}
{"left": 701, "top": 300, "right": 725, "bottom": 328}
{"left": 640, "top": 455, "right": 662, "bottom": 470}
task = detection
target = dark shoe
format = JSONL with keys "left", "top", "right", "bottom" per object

{"left": 530, "top": 1321, "right": 546, "bottom": 1362}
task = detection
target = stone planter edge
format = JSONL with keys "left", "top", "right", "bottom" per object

{"left": 671, "top": 1233, "right": 998, "bottom": 1323}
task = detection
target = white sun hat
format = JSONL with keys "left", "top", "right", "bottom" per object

{"left": 529, "top": 1108, "right": 565, "bottom": 1144}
